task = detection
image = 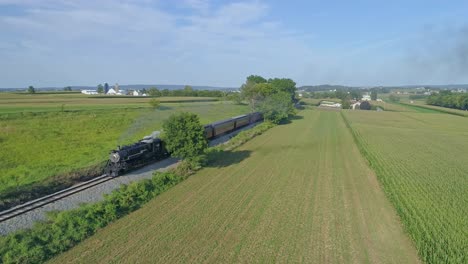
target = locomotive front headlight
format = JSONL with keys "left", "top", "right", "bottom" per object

{"left": 110, "top": 153, "right": 120, "bottom": 163}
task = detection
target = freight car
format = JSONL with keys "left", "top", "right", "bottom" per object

{"left": 106, "top": 112, "right": 263, "bottom": 177}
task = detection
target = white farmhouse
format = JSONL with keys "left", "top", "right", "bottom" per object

{"left": 362, "top": 95, "right": 371, "bottom": 101}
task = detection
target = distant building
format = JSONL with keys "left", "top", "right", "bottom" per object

{"left": 319, "top": 101, "right": 342, "bottom": 108}
{"left": 351, "top": 102, "right": 361, "bottom": 110}
{"left": 114, "top": 83, "right": 119, "bottom": 92}
{"left": 81, "top": 90, "right": 98, "bottom": 95}
{"left": 133, "top": 90, "right": 140, "bottom": 96}
{"left": 107, "top": 88, "right": 117, "bottom": 95}
{"left": 362, "top": 95, "right": 371, "bottom": 101}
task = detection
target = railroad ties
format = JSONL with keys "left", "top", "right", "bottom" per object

{"left": 0, "top": 175, "right": 112, "bottom": 223}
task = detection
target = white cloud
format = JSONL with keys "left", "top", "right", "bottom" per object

{"left": 0, "top": 0, "right": 316, "bottom": 87}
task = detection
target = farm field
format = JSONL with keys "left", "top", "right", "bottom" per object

{"left": 0, "top": 99, "right": 248, "bottom": 195}
{"left": 403, "top": 101, "right": 468, "bottom": 117}
{"left": 0, "top": 93, "right": 218, "bottom": 113}
{"left": 343, "top": 110, "right": 468, "bottom": 263}
{"left": 50, "top": 109, "right": 420, "bottom": 263}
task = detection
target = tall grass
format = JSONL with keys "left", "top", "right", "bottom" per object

{"left": 0, "top": 102, "right": 249, "bottom": 208}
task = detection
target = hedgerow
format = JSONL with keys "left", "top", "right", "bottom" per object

{"left": 0, "top": 171, "right": 183, "bottom": 264}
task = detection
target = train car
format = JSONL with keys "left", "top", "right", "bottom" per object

{"left": 233, "top": 114, "right": 250, "bottom": 129}
{"left": 249, "top": 112, "right": 263, "bottom": 123}
{"left": 105, "top": 131, "right": 168, "bottom": 177}
{"left": 211, "top": 118, "right": 236, "bottom": 137}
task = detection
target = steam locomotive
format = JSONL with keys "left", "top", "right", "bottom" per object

{"left": 105, "top": 112, "right": 263, "bottom": 177}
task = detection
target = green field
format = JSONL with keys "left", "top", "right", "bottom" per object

{"left": 402, "top": 101, "right": 468, "bottom": 117}
{"left": 0, "top": 93, "right": 218, "bottom": 114}
{"left": 343, "top": 110, "right": 468, "bottom": 263}
{"left": 50, "top": 109, "right": 420, "bottom": 263}
{"left": 0, "top": 94, "right": 248, "bottom": 196}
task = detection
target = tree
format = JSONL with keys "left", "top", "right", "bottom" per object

{"left": 148, "top": 87, "right": 161, "bottom": 97}
{"left": 63, "top": 86, "right": 72, "bottom": 91}
{"left": 389, "top": 94, "right": 400, "bottom": 103}
{"left": 27, "top": 85, "right": 35, "bottom": 94}
{"left": 162, "top": 112, "right": 208, "bottom": 161}
{"left": 227, "top": 92, "right": 242, "bottom": 104}
{"left": 258, "top": 92, "right": 295, "bottom": 124}
{"left": 246, "top": 75, "right": 267, "bottom": 85}
{"left": 149, "top": 98, "right": 160, "bottom": 109}
{"left": 341, "top": 99, "right": 351, "bottom": 109}
{"left": 268, "top": 78, "right": 297, "bottom": 101}
{"left": 183, "top": 85, "right": 193, "bottom": 96}
{"left": 350, "top": 90, "right": 362, "bottom": 100}
{"left": 371, "top": 90, "right": 378, "bottom": 100}
{"left": 241, "top": 81, "right": 276, "bottom": 110}
{"left": 97, "top": 84, "right": 104, "bottom": 94}
{"left": 104, "top": 83, "right": 109, "bottom": 94}
{"left": 161, "top": 89, "right": 170, "bottom": 96}
{"left": 360, "top": 101, "right": 372, "bottom": 110}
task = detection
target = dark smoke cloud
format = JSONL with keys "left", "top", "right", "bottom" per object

{"left": 404, "top": 24, "right": 468, "bottom": 84}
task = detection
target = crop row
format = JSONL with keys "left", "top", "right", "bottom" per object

{"left": 342, "top": 111, "right": 467, "bottom": 264}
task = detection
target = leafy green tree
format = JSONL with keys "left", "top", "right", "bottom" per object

{"left": 63, "top": 86, "right": 72, "bottom": 91}
{"left": 162, "top": 112, "right": 208, "bottom": 160}
{"left": 149, "top": 98, "right": 160, "bottom": 109}
{"left": 97, "top": 84, "right": 104, "bottom": 94}
{"left": 371, "top": 90, "right": 378, "bottom": 100}
{"left": 360, "top": 101, "right": 372, "bottom": 110}
{"left": 258, "top": 92, "right": 295, "bottom": 124}
{"left": 242, "top": 82, "right": 276, "bottom": 110}
{"left": 246, "top": 75, "right": 267, "bottom": 85}
{"left": 27, "top": 85, "right": 35, "bottom": 94}
{"left": 148, "top": 87, "right": 161, "bottom": 97}
{"left": 268, "top": 78, "right": 297, "bottom": 101}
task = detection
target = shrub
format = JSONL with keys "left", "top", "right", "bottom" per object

{"left": 162, "top": 112, "right": 208, "bottom": 160}
{"left": 149, "top": 99, "right": 160, "bottom": 109}
{"left": 359, "top": 101, "right": 371, "bottom": 110}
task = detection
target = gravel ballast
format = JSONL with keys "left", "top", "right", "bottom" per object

{"left": 0, "top": 122, "right": 259, "bottom": 235}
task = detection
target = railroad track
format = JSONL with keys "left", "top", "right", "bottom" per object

{"left": 0, "top": 175, "right": 112, "bottom": 223}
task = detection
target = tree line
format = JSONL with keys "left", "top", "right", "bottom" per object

{"left": 426, "top": 91, "right": 468, "bottom": 110}
{"left": 240, "top": 75, "right": 297, "bottom": 124}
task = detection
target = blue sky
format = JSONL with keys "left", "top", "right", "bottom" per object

{"left": 0, "top": 0, "right": 467, "bottom": 88}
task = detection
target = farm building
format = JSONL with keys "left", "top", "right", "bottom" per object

{"left": 81, "top": 90, "right": 98, "bottom": 95}
{"left": 319, "top": 101, "right": 342, "bottom": 108}
{"left": 362, "top": 95, "right": 371, "bottom": 101}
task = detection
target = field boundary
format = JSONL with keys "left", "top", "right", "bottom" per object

{"left": 399, "top": 102, "right": 467, "bottom": 117}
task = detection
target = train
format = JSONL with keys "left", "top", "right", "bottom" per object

{"left": 105, "top": 112, "right": 263, "bottom": 177}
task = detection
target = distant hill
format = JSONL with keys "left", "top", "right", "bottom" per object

{"left": 0, "top": 84, "right": 238, "bottom": 92}
{"left": 299, "top": 84, "right": 468, "bottom": 92}
{"left": 299, "top": 84, "right": 359, "bottom": 92}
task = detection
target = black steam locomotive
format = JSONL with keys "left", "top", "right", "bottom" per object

{"left": 105, "top": 112, "right": 263, "bottom": 177}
